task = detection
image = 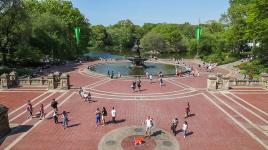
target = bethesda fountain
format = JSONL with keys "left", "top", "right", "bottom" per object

{"left": 128, "top": 38, "right": 147, "bottom": 67}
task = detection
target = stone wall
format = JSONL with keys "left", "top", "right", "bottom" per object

{"left": 0, "top": 72, "right": 70, "bottom": 90}
{"left": 0, "top": 105, "right": 10, "bottom": 138}
{"left": 207, "top": 73, "right": 268, "bottom": 91}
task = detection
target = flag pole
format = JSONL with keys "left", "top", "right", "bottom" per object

{"left": 196, "top": 18, "right": 200, "bottom": 58}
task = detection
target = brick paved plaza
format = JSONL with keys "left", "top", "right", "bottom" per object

{"left": 0, "top": 60, "right": 267, "bottom": 150}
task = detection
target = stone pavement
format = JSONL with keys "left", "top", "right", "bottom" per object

{"left": 0, "top": 59, "right": 267, "bottom": 150}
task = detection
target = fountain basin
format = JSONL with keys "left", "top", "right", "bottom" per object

{"left": 89, "top": 61, "right": 186, "bottom": 76}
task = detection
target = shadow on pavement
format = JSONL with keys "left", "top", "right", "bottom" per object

{"left": 0, "top": 125, "right": 33, "bottom": 145}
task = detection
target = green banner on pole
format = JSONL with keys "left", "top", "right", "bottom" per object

{"left": 74, "top": 27, "right": 80, "bottom": 45}
{"left": 195, "top": 26, "right": 202, "bottom": 41}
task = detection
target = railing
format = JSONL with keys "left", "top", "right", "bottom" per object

{"left": 229, "top": 79, "right": 262, "bottom": 87}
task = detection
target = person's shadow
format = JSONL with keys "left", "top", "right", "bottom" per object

{"left": 151, "top": 130, "right": 165, "bottom": 137}
{"left": 106, "top": 119, "right": 126, "bottom": 125}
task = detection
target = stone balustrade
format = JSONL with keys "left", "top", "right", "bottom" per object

{"left": 207, "top": 72, "right": 268, "bottom": 90}
{"left": 0, "top": 71, "right": 69, "bottom": 90}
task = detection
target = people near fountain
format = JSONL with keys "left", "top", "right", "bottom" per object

{"left": 26, "top": 100, "right": 33, "bottom": 119}
{"left": 39, "top": 104, "right": 45, "bottom": 120}
{"left": 160, "top": 77, "right": 164, "bottom": 87}
{"left": 185, "top": 102, "right": 191, "bottom": 118}
{"left": 61, "top": 111, "right": 69, "bottom": 129}
{"left": 107, "top": 70, "right": 110, "bottom": 77}
{"left": 171, "top": 117, "right": 179, "bottom": 136}
{"left": 111, "top": 107, "right": 116, "bottom": 123}
{"left": 137, "top": 80, "right": 141, "bottom": 91}
{"left": 117, "top": 72, "right": 121, "bottom": 78}
{"left": 111, "top": 71, "right": 114, "bottom": 79}
{"left": 158, "top": 71, "right": 163, "bottom": 78}
{"left": 149, "top": 74, "right": 153, "bottom": 83}
{"left": 146, "top": 72, "right": 149, "bottom": 79}
{"left": 101, "top": 107, "right": 107, "bottom": 126}
{"left": 182, "top": 121, "right": 188, "bottom": 138}
{"left": 144, "top": 116, "right": 154, "bottom": 137}
{"left": 131, "top": 81, "right": 136, "bottom": 92}
{"left": 95, "top": 108, "right": 101, "bottom": 127}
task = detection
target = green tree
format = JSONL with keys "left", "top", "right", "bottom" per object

{"left": 141, "top": 31, "right": 166, "bottom": 53}
{"left": 90, "top": 25, "right": 109, "bottom": 48}
{"left": 0, "top": 0, "right": 28, "bottom": 65}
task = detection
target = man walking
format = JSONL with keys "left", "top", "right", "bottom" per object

{"left": 26, "top": 100, "right": 33, "bottom": 119}
{"left": 182, "top": 121, "right": 188, "bottom": 138}
{"left": 144, "top": 116, "right": 154, "bottom": 137}
{"left": 51, "top": 99, "right": 58, "bottom": 112}
{"left": 149, "top": 74, "right": 153, "bottom": 83}
{"left": 111, "top": 107, "right": 116, "bottom": 123}
{"left": 171, "top": 118, "right": 178, "bottom": 136}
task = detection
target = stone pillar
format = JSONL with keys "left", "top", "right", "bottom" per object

{"left": 207, "top": 74, "right": 217, "bottom": 91}
{"left": 47, "top": 73, "right": 55, "bottom": 90}
{"left": 9, "top": 71, "right": 18, "bottom": 87}
{"left": 0, "top": 105, "right": 10, "bottom": 138}
{"left": 260, "top": 73, "right": 268, "bottom": 87}
{"left": 28, "top": 76, "right": 31, "bottom": 85}
{"left": 1, "top": 73, "right": 10, "bottom": 89}
{"left": 222, "top": 76, "right": 230, "bottom": 90}
{"left": 60, "top": 73, "right": 70, "bottom": 90}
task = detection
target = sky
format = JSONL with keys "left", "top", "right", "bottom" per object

{"left": 71, "top": 0, "right": 229, "bottom": 26}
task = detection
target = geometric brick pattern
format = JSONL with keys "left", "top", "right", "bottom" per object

{"left": 0, "top": 60, "right": 267, "bottom": 150}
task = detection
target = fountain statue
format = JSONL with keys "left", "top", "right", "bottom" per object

{"left": 128, "top": 38, "right": 147, "bottom": 67}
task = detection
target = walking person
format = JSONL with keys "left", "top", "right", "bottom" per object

{"left": 185, "top": 102, "right": 190, "bottom": 118}
{"left": 96, "top": 108, "right": 101, "bottom": 127}
{"left": 144, "top": 116, "right": 154, "bottom": 137}
{"left": 137, "top": 80, "right": 141, "bottom": 91}
{"left": 26, "top": 100, "right": 33, "bottom": 119}
{"left": 107, "top": 70, "right": 110, "bottom": 77}
{"left": 111, "top": 107, "right": 116, "bottom": 123}
{"left": 61, "top": 111, "right": 69, "bottom": 129}
{"left": 131, "top": 81, "right": 136, "bottom": 92}
{"left": 111, "top": 71, "right": 114, "bottom": 79}
{"left": 101, "top": 107, "right": 107, "bottom": 126}
{"left": 160, "top": 77, "right": 164, "bottom": 87}
{"left": 51, "top": 99, "right": 58, "bottom": 112}
{"left": 39, "top": 104, "right": 45, "bottom": 120}
{"left": 146, "top": 72, "right": 149, "bottom": 79}
{"left": 149, "top": 74, "right": 153, "bottom": 83}
{"left": 78, "top": 87, "right": 83, "bottom": 97}
{"left": 86, "top": 92, "right": 91, "bottom": 102}
{"left": 53, "top": 111, "right": 58, "bottom": 124}
{"left": 171, "top": 118, "right": 178, "bottom": 136}
{"left": 182, "top": 121, "right": 188, "bottom": 138}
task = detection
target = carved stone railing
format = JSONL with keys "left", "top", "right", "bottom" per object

{"left": 0, "top": 71, "right": 70, "bottom": 90}
{"left": 207, "top": 73, "right": 268, "bottom": 91}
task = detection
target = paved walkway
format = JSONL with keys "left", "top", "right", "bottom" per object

{"left": 0, "top": 59, "right": 267, "bottom": 150}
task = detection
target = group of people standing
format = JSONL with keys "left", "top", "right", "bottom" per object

{"left": 26, "top": 100, "right": 45, "bottom": 120}
{"left": 79, "top": 87, "right": 91, "bottom": 102}
{"left": 26, "top": 98, "right": 69, "bottom": 130}
{"left": 95, "top": 107, "right": 117, "bottom": 127}
{"left": 131, "top": 78, "right": 142, "bottom": 92}
{"left": 170, "top": 102, "right": 191, "bottom": 138}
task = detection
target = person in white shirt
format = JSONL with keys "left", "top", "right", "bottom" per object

{"left": 182, "top": 121, "right": 188, "bottom": 138}
{"left": 144, "top": 116, "right": 154, "bottom": 137}
{"left": 111, "top": 107, "right": 116, "bottom": 123}
{"left": 149, "top": 74, "right": 153, "bottom": 83}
